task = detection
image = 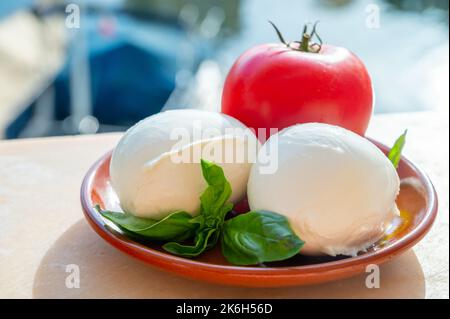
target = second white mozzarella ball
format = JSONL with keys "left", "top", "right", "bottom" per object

{"left": 247, "top": 123, "right": 400, "bottom": 257}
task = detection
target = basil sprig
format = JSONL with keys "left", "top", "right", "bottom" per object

{"left": 388, "top": 130, "right": 407, "bottom": 169}
{"left": 222, "top": 211, "right": 304, "bottom": 265}
{"left": 163, "top": 159, "right": 234, "bottom": 257}
{"left": 96, "top": 159, "right": 305, "bottom": 265}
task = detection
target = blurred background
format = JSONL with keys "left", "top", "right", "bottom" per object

{"left": 0, "top": 0, "right": 448, "bottom": 139}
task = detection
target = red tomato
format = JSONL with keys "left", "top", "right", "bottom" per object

{"left": 222, "top": 40, "right": 373, "bottom": 139}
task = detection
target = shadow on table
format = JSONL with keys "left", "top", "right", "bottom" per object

{"left": 33, "top": 219, "right": 426, "bottom": 298}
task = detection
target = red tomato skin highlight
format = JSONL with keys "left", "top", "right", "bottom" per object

{"left": 221, "top": 44, "right": 374, "bottom": 139}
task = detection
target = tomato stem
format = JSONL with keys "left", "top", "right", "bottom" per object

{"left": 268, "top": 21, "right": 323, "bottom": 53}
{"left": 300, "top": 34, "right": 311, "bottom": 52}
{"left": 268, "top": 21, "right": 288, "bottom": 46}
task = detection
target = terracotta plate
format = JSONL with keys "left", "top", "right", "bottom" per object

{"left": 80, "top": 140, "right": 438, "bottom": 287}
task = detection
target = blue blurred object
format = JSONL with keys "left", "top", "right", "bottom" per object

{"left": 55, "top": 12, "right": 189, "bottom": 126}
{"left": 6, "top": 8, "right": 205, "bottom": 138}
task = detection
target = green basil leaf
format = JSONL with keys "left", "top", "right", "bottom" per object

{"left": 163, "top": 228, "right": 217, "bottom": 257}
{"left": 221, "top": 211, "right": 304, "bottom": 266}
{"left": 388, "top": 130, "right": 407, "bottom": 169}
{"left": 96, "top": 205, "right": 197, "bottom": 241}
{"left": 162, "top": 160, "right": 234, "bottom": 257}
{"left": 200, "top": 159, "right": 233, "bottom": 221}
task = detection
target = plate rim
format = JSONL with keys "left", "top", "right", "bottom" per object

{"left": 80, "top": 138, "right": 438, "bottom": 283}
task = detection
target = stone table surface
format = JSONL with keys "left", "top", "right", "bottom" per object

{"left": 0, "top": 111, "right": 448, "bottom": 299}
